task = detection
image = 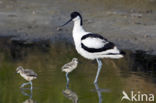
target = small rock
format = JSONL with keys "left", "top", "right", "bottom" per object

{"left": 27, "top": 25, "right": 33, "bottom": 29}
{"left": 144, "top": 34, "right": 151, "bottom": 38}
{"left": 32, "top": 11, "right": 36, "bottom": 15}
{"left": 56, "top": 27, "right": 62, "bottom": 31}
{"left": 134, "top": 37, "right": 137, "bottom": 40}
{"left": 131, "top": 13, "right": 142, "bottom": 18}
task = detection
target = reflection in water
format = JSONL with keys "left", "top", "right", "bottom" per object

{"left": 0, "top": 38, "right": 156, "bottom": 103}
{"left": 63, "top": 88, "right": 78, "bottom": 103}
{"left": 63, "top": 81, "right": 78, "bottom": 103}
{"left": 20, "top": 88, "right": 32, "bottom": 99}
{"left": 20, "top": 88, "right": 36, "bottom": 103}
{"left": 23, "top": 99, "right": 35, "bottom": 103}
{"left": 94, "top": 83, "right": 111, "bottom": 103}
{"left": 94, "top": 83, "right": 102, "bottom": 103}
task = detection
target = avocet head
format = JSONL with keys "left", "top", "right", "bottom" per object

{"left": 72, "top": 58, "right": 78, "bottom": 64}
{"left": 60, "top": 11, "right": 83, "bottom": 27}
{"left": 16, "top": 66, "right": 24, "bottom": 73}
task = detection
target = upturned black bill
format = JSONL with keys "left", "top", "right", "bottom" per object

{"left": 60, "top": 18, "right": 72, "bottom": 27}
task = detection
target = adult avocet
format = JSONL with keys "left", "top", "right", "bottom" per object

{"left": 59, "top": 11, "right": 124, "bottom": 83}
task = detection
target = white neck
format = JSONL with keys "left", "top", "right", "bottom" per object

{"left": 72, "top": 17, "right": 89, "bottom": 49}
{"left": 73, "top": 20, "right": 85, "bottom": 34}
{"left": 72, "top": 16, "right": 85, "bottom": 33}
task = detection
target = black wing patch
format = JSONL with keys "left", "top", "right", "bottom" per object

{"left": 81, "top": 33, "right": 107, "bottom": 41}
{"left": 24, "top": 70, "right": 37, "bottom": 77}
{"left": 81, "top": 42, "right": 115, "bottom": 53}
{"left": 27, "top": 74, "right": 37, "bottom": 77}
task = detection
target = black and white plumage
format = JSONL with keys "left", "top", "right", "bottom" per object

{"left": 16, "top": 66, "right": 37, "bottom": 90}
{"left": 60, "top": 11, "right": 124, "bottom": 83}
{"left": 81, "top": 33, "right": 120, "bottom": 54}
{"left": 77, "top": 32, "right": 123, "bottom": 59}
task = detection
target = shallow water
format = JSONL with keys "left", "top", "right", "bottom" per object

{"left": 0, "top": 39, "right": 156, "bottom": 103}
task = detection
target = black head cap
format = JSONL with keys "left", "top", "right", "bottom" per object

{"left": 70, "top": 11, "right": 83, "bottom": 25}
{"left": 59, "top": 11, "right": 83, "bottom": 27}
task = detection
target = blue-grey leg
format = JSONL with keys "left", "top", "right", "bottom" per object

{"left": 30, "top": 86, "right": 33, "bottom": 99}
{"left": 20, "top": 82, "right": 31, "bottom": 88}
{"left": 94, "top": 59, "right": 102, "bottom": 83}
{"left": 94, "top": 83, "right": 102, "bottom": 103}
{"left": 66, "top": 72, "right": 69, "bottom": 88}
{"left": 30, "top": 81, "right": 33, "bottom": 90}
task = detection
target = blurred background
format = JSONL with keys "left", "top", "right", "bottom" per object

{"left": 0, "top": 0, "right": 156, "bottom": 103}
{"left": 0, "top": 0, "right": 156, "bottom": 52}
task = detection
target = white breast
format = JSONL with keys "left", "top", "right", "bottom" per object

{"left": 20, "top": 73, "right": 35, "bottom": 81}
{"left": 72, "top": 20, "right": 94, "bottom": 59}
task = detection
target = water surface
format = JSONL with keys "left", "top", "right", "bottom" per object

{"left": 0, "top": 39, "right": 156, "bottom": 103}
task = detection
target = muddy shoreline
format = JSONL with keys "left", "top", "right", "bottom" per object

{"left": 0, "top": 0, "right": 156, "bottom": 54}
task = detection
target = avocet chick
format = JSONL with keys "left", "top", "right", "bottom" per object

{"left": 62, "top": 58, "right": 78, "bottom": 86}
{"left": 16, "top": 66, "right": 37, "bottom": 90}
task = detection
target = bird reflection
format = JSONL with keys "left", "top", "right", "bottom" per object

{"left": 23, "top": 99, "right": 35, "bottom": 103}
{"left": 94, "top": 83, "right": 111, "bottom": 103}
{"left": 63, "top": 81, "right": 78, "bottom": 103}
{"left": 20, "top": 88, "right": 36, "bottom": 103}
{"left": 63, "top": 88, "right": 78, "bottom": 103}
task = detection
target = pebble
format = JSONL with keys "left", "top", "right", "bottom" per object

{"left": 32, "top": 11, "right": 36, "bottom": 15}
{"left": 56, "top": 27, "right": 62, "bottom": 31}
{"left": 131, "top": 13, "right": 142, "bottom": 18}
